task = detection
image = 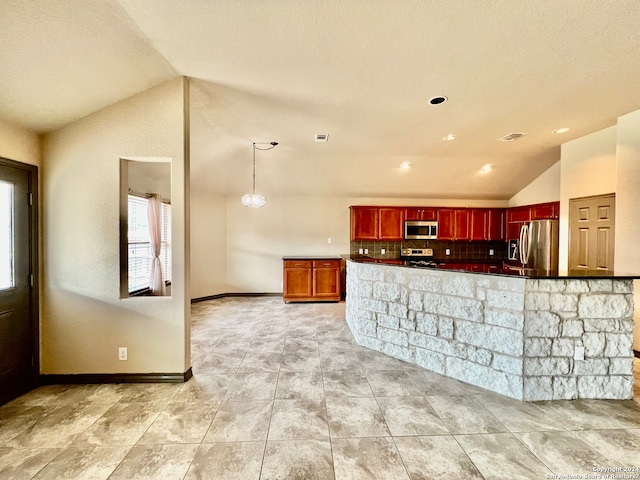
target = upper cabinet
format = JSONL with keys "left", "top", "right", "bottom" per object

{"left": 350, "top": 207, "right": 378, "bottom": 240}
{"left": 506, "top": 201, "right": 560, "bottom": 240}
{"left": 350, "top": 206, "right": 404, "bottom": 241}
{"left": 378, "top": 207, "right": 404, "bottom": 240}
{"left": 437, "top": 209, "right": 470, "bottom": 240}
{"left": 530, "top": 202, "right": 559, "bottom": 220}
{"left": 404, "top": 207, "right": 437, "bottom": 221}
{"left": 468, "top": 208, "right": 505, "bottom": 241}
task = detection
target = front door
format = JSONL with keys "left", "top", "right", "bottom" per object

{"left": 568, "top": 193, "right": 615, "bottom": 271}
{"left": 0, "top": 157, "right": 38, "bottom": 405}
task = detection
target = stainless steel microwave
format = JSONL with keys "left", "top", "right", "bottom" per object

{"left": 404, "top": 221, "right": 438, "bottom": 240}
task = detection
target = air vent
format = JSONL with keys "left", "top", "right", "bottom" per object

{"left": 315, "top": 134, "right": 329, "bottom": 142}
{"left": 498, "top": 132, "right": 528, "bottom": 142}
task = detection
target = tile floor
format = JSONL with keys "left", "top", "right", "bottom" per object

{"left": 1, "top": 296, "right": 640, "bottom": 479}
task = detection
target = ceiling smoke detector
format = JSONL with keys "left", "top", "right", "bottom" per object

{"left": 315, "top": 134, "right": 329, "bottom": 142}
{"left": 497, "top": 132, "right": 528, "bottom": 142}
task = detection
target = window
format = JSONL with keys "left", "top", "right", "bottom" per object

{"left": 0, "top": 181, "right": 14, "bottom": 290}
{"left": 127, "top": 194, "right": 171, "bottom": 294}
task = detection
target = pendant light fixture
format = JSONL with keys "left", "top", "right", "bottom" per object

{"left": 241, "top": 141, "right": 278, "bottom": 208}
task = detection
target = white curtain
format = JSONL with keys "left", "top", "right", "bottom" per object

{"left": 148, "top": 194, "right": 166, "bottom": 296}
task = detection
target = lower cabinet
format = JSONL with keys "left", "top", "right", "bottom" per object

{"left": 283, "top": 258, "right": 341, "bottom": 302}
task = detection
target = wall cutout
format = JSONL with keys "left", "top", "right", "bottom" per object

{"left": 120, "top": 158, "right": 172, "bottom": 298}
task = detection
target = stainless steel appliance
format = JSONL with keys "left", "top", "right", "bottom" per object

{"left": 400, "top": 248, "right": 436, "bottom": 267}
{"left": 404, "top": 221, "right": 438, "bottom": 240}
{"left": 518, "top": 219, "right": 559, "bottom": 270}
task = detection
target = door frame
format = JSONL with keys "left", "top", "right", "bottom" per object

{"left": 0, "top": 156, "right": 39, "bottom": 393}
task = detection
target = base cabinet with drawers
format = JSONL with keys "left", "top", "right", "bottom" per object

{"left": 283, "top": 257, "right": 342, "bottom": 302}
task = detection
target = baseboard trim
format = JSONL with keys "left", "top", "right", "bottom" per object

{"left": 41, "top": 368, "right": 193, "bottom": 385}
{"left": 191, "top": 292, "right": 282, "bottom": 303}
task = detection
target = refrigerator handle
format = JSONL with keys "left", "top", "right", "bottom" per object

{"left": 519, "top": 223, "right": 530, "bottom": 266}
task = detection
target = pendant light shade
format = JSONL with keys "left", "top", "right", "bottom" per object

{"left": 241, "top": 193, "right": 266, "bottom": 208}
{"left": 242, "top": 141, "right": 277, "bottom": 208}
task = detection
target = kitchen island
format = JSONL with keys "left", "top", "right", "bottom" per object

{"left": 344, "top": 256, "right": 637, "bottom": 401}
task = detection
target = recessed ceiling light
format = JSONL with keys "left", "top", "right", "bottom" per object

{"left": 497, "top": 132, "right": 527, "bottom": 142}
{"left": 552, "top": 127, "right": 570, "bottom": 134}
{"left": 428, "top": 96, "right": 448, "bottom": 105}
{"left": 480, "top": 163, "right": 493, "bottom": 172}
{"left": 443, "top": 134, "right": 457, "bottom": 141}
{"left": 400, "top": 161, "right": 413, "bottom": 170}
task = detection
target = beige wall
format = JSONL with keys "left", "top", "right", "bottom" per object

{"left": 615, "top": 110, "right": 640, "bottom": 351}
{"left": 190, "top": 188, "right": 227, "bottom": 298}
{"left": 41, "top": 78, "right": 190, "bottom": 375}
{"left": 0, "top": 118, "right": 40, "bottom": 167}
{"left": 198, "top": 196, "right": 507, "bottom": 294}
{"left": 509, "top": 161, "right": 560, "bottom": 207}
{"left": 558, "top": 126, "right": 618, "bottom": 270}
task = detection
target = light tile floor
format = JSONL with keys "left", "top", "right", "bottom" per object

{"left": 1, "top": 296, "right": 640, "bottom": 479}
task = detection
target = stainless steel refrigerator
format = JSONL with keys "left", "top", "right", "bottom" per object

{"left": 519, "top": 219, "right": 559, "bottom": 271}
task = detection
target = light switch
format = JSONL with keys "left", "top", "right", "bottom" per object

{"left": 381, "top": 248, "right": 386, "bottom": 255}
{"left": 574, "top": 346, "right": 585, "bottom": 361}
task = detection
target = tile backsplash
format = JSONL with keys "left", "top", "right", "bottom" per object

{"left": 350, "top": 239, "right": 507, "bottom": 261}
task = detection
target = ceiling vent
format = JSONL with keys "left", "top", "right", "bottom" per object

{"left": 315, "top": 134, "right": 329, "bottom": 142}
{"left": 497, "top": 132, "right": 528, "bottom": 142}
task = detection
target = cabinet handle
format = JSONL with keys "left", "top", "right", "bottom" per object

{"left": 322, "top": 262, "right": 331, "bottom": 266}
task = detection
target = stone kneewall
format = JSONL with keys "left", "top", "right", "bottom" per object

{"left": 523, "top": 279, "right": 634, "bottom": 401}
{"left": 345, "top": 261, "right": 635, "bottom": 401}
{"left": 346, "top": 261, "right": 528, "bottom": 400}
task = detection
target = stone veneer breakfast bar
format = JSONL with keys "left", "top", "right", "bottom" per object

{"left": 345, "top": 258, "right": 636, "bottom": 401}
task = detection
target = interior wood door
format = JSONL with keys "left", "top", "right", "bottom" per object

{"left": 569, "top": 194, "right": 615, "bottom": 271}
{"left": 0, "top": 158, "right": 38, "bottom": 405}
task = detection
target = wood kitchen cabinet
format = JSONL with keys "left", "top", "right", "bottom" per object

{"left": 437, "top": 209, "right": 470, "bottom": 240}
{"left": 531, "top": 201, "right": 559, "bottom": 220}
{"left": 350, "top": 207, "right": 378, "bottom": 240}
{"left": 378, "top": 207, "right": 404, "bottom": 240}
{"left": 470, "top": 209, "right": 505, "bottom": 241}
{"left": 350, "top": 206, "right": 403, "bottom": 241}
{"left": 404, "top": 207, "right": 437, "bottom": 221}
{"left": 283, "top": 258, "right": 341, "bottom": 302}
{"left": 506, "top": 202, "right": 559, "bottom": 239}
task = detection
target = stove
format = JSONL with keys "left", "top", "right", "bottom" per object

{"left": 401, "top": 248, "right": 437, "bottom": 268}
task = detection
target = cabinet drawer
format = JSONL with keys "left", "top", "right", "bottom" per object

{"left": 284, "top": 260, "right": 312, "bottom": 268}
{"left": 313, "top": 260, "right": 340, "bottom": 268}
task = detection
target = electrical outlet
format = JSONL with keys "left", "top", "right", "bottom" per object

{"left": 574, "top": 345, "right": 585, "bottom": 361}
{"left": 358, "top": 248, "right": 364, "bottom": 254}
{"left": 364, "top": 248, "right": 369, "bottom": 254}
{"left": 489, "top": 249, "right": 494, "bottom": 256}
{"left": 327, "top": 237, "right": 332, "bottom": 244}
{"left": 445, "top": 249, "right": 451, "bottom": 256}
{"left": 118, "top": 347, "right": 128, "bottom": 361}
{"left": 381, "top": 248, "right": 386, "bottom": 255}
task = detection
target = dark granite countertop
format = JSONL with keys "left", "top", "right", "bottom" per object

{"left": 342, "top": 255, "right": 640, "bottom": 279}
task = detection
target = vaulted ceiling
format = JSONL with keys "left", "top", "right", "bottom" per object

{"left": 2, "top": 1, "right": 640, "bottom": 199}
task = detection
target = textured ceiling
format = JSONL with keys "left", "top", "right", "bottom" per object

{"left": 2, "top": 0, "right": 640, "bottom": 200}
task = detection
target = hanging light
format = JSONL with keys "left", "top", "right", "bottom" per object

{"left": 242, "top": 141, "right": 278, "bottom": 208}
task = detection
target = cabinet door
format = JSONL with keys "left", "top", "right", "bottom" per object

{"left": 507, "top": 206, "right": 531, "bottom": 223}
{"left": 313, "top": 263, "right": 341, "bottom": 300}
{"left": 283, "top": 267, "right": 312, "bottom": 299}
{"left": 436, "top": 209, "right": 455, "bottom": 240}
{"left": 379, "top": 207, "right": 404, "bottom": 240}
{"left": 404, "top": 208, "right": 421, "bottom": 221}
{"left": 350, "top": 207, "right": 378, "bottom": 240}
{"left": 487, "top": 209, "right": 505, "bottom": 241}
{"left": 454, "top": 209, "right": 470, "bottom": 240}
{"left": 470, "top": 210, "right": 487, "bottom": 241}
{"left": 531, "top": 202, "right": 559, "bottom": 220}
{"left": 405, "top": 208, "right": 437, "bottom": 221}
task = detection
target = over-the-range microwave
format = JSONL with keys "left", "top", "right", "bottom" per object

{"left": 404, "top": 220, "right": 438, "bottom": 240}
